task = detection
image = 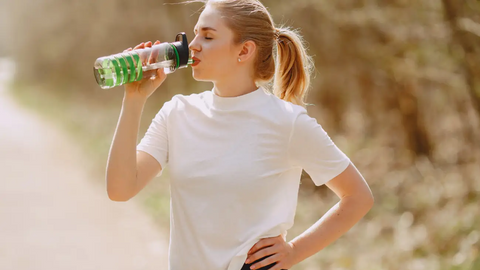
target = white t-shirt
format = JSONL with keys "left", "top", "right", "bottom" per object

{"left": 136, "top": 86, "right": 350, "bottom": 270}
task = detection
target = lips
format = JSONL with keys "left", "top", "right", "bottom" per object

{"left": 191, "top": 57, "right": 201, "bottom": 67}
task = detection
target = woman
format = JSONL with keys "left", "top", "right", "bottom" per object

{"left": 105, "top": 1, "right": 374, "bottom": 270}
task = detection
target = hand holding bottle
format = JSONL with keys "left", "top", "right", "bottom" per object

{"left": 93, "top": 32, "right": 190, "bottom": 92}
{"left": 123, "top": 40, "right": 167, "bottom": 100}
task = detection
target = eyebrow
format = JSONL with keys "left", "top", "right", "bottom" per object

{"left": 194, "top": 27, "right": 217, "bottom": 34}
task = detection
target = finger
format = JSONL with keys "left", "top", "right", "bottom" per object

{"left": 154, "top": 68, "right": 166, "bottom": 82}
{"left": 142, "top": 70, "right": 156, "bottom": 79}
{"left": 270, "top": 263, "right": 286, "bottom": 270}
{"left": 134, "top": 43, "right": 146, "bottom": 65}
{"left": 143, "top": 41, "right": 153, "bottom": 65}
{"left": 134, "top": 42, "right": 145, "bottom": 50}
{"left": 137, "top": 42, "right": 151, "bottom": 66}
{"left": 149, "top": 40, "right": 161, "bottom": 64}
{"left": 249, "top": 254, "right": 279, "bottom": 270}
{"left": 156, "top": 68, "right": 165, "bottom": 78}
{"left": 149, "top": 69, "right": 166, "bottom": 90}
{"left": 247, "top": 247, "right": 276, "bottom": 265}
{"left": 248, "top": 238, "right": 276, "bottom": 255}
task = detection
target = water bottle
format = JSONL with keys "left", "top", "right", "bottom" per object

{"left": 93, "top": 32, "right": 193, "bottom": 89}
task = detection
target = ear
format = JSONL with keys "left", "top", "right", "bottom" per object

{"left": 238, "top": 40, "right": 256, "bottom": 62}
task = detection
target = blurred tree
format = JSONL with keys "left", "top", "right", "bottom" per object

{"left": 442, "top": 0, "right": 480, "bottom": 119}
{"left": 0, "top": 0, "right": 12, "bottom": 56}
{"left": 5, "top": 0, "right": 480, "bottom": 269}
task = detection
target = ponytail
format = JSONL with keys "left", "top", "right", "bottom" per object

{"left": 273, "top": 27, "right": 314, "bottom": 108}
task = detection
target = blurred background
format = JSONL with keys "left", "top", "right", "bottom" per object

{"left": 1, "top": 0, "right": 480, "bottom": 269}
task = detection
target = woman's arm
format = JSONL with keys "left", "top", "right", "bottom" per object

{"left": 105, "top": 40, "right": 167, "bottom": 202}
{"left": 106, "top": 94, "right": 162, "bottom": 201}
{"left": 288, "top": 163, "right": 374, "bottom": 265}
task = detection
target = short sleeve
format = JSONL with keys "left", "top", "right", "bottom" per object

{"left": 136, "top": 100, "right": 172, "bottom": 176}
{"left": 289, "top": 109, "right": 351, "bottom": 186}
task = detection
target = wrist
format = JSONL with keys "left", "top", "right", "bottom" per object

{"left": 121, "top": 95, "right": 147, "bottom": 117}
{"left": 123, "top": 93, "right": 147, "bottom": 107}
{"left": 288, "top": 241, "right": 301, "bottom": 265}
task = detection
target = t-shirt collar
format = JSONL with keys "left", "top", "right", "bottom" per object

{"left": 209, "top": 86, "right": 268, "bottom": 110}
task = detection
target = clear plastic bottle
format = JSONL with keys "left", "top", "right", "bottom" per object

{"left": 93, "top": 32, "right": 193, "bottom": 89}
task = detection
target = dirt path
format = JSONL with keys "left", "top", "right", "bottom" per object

{"left": 0, "top": 58, "right": 169, "bottom": 270}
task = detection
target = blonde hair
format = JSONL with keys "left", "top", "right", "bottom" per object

{"left": 187, "top": 0, "right": 314, "bottom": 107}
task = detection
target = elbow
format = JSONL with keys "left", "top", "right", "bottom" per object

{"left": 107, "top": 191, "right": 131, "bottom": 202}
{"left": 361, "top": 191, "right": 375, "bottom": 212}
{"left": 344, "top": 192, "right": 374, "bottom": 211}
{"left": 106, "top": 179, "right": 133, "bottom": 202}
{"left": 365, "top": 193, "right": 375, "bottom": 209}
{"left": 357, "top": 182, "right": 375, "bottom": 209}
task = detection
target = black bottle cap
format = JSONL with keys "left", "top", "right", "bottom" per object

{"left": 172, "top": 32, "right": 190, "bottom": 69}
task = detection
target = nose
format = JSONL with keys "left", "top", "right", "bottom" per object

{"left": 189, "top": 35, "right": 201, "bottom": 52}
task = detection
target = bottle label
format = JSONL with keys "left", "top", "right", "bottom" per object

{"left": 124, "top": 53, "right": 137, "bottom": 83}
{"left": 131, "top": 53, "right": 143, "bottom": 81}
{"left": 100, "top": 52, "right": 144, "bottom": 87}
{"left": 114, "top": 54, "right": 129, "bottom": 85}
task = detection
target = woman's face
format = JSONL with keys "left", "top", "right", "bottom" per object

{"left": 189, "top": 5, "right": 240, "bottom": 82}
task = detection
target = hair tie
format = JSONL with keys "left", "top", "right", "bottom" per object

{"left": 274, "top": 28, "right": 282, "bottom": 43}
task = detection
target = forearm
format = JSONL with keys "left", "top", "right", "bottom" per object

{"left": 289, "top": 195, "right": 373, "bottom": 265}
{"left": 105, "top": 94, "right": 147, "bottom": 200}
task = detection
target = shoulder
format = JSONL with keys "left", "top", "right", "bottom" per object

{"left": 264, "top": 91, "right": 309, "bottom": 122}
{"left": 261, "top": 92, "right": 323, "bottom": 138}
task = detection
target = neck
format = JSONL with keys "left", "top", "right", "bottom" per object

{"left": 212, "top": 71, "right": 258, "bottom": 98}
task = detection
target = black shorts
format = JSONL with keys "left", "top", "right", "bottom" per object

{"left": 240, "top": 254, "right": 288, "bottom": 270}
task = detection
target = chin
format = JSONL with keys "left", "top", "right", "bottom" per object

{"left": 192, "top": 70, "right": 213, "bottom": 82}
